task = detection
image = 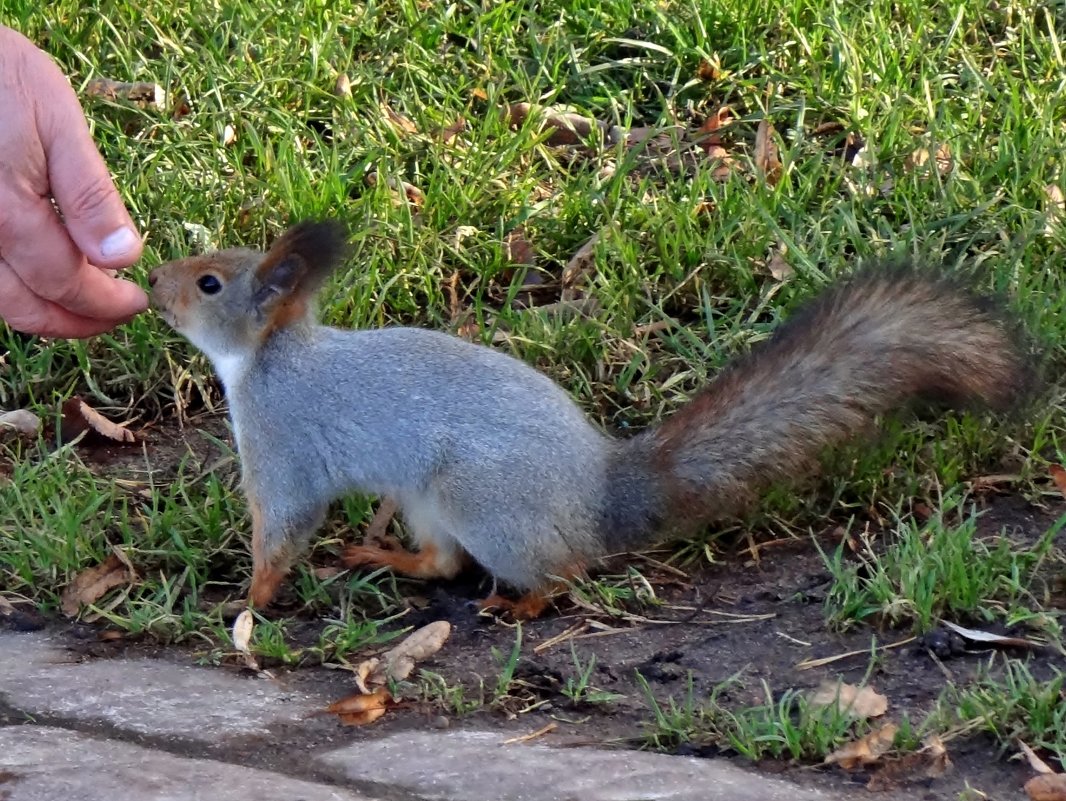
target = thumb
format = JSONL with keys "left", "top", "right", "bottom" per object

{"left": 35, "top": 59, "right": 143, "bottom": 269}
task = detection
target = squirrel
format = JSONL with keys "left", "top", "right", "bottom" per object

{"left": 149, "top": 220, "right": 1031, "bottom": 618}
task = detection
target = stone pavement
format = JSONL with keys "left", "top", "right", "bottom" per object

{"left": 0, "top": 631, "right": 851, "bottom": 801}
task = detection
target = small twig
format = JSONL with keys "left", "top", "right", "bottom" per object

{"left": 794, "top": 636, "right": 916, "bottom": 670}
{"left": 502, "top": 722, "right": 558, "bottom": 745}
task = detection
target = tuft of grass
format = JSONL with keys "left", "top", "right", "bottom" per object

{"left": 929, "top": 659, "right": 1066, "bottom": 765}
{"left": 820, "top": 493, "right": 1063, "bottom": 633}
{"left": 638, "top": 671, "right": 913, "bottom": 762}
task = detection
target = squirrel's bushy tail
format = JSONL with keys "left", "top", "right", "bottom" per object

{"left": 602, "top": 265, "right": 1032, "bottom": 550}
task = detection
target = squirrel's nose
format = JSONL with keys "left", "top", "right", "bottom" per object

{"left": 147, "top": 270, "right": 159, "bottom": 287}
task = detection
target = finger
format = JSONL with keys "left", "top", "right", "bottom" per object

{"left": 0, "top": 187, "right": 148, "bottom": 321}
{"left": 32, "top": 46, "right": 143, "bottom": 269}
{"left": 0, "top": 258, "right": 128, "bottom": 339}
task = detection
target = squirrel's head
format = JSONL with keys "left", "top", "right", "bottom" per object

{"left": 149, "top": 220, "right": 350, "bottom": 365}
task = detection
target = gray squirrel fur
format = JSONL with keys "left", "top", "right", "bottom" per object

{"left": 149, "top": 220, "right": 1030, "bottom": 611}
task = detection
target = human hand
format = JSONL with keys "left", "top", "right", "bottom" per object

{"left": 0, "top": 25, "right": 147, "bottom": 338}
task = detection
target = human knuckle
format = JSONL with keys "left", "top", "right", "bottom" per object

{"left": 60, "top": 178, "right": 113, "bottom": 219}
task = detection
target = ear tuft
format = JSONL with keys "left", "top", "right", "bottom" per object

{"left": 252, "top": 220, "right": 351, "bottom": 317}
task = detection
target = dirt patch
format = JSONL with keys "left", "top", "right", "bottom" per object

{"left": 4, "top": 414, "right": 1064, "bottom": 800}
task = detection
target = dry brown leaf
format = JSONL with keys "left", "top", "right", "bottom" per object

{"left": 60, "top": 396, "right": 137, "bottom": 444}
{"left": 313, "top": 566, "right": 342, "bottom": 580}
{"left": 866, "top": 734, "right": 951, "bottom": 790}
{"left": 1019, "top": 741, "right": 1057, "bottom": 775}
{"left": 905, "top": 144, "right": 952, "bottom": 176}
{"left": 0, "top": 409, "right": 41, "bottom": 437}
{"left": 1026, "top": 774, "right": 1066, "bottom": 801}
{"left": 353, "top": 657, "right": 381, "bottom": 695}
{"left": 381, "top": 102, "right": 418, "bottom": 135}
{"left": 560, "top": 231, "right": 602, "bottom": 300}
{"left": 380, "top": 620, "right": 451, "bottom": 682}
{"left": 326, "top": 687, "right": 392, "bottom": 726}
{"left": 505, "top": 227, "right": 536, "bottom": 266}
{"left": 333, "top": 73, "right": 352, "bottom": 98}
{"left": 61, "top": 553, "right": 133, "bottom": 617}
{"left": 507, "top": 102, "right": 607, "bottom": 146}
{"left": 824, "top": 723, "right": 898, "bottom": 770}
{"left": 85, "top": 77, "right": 166, "bottom": 109}
{"left": 695, "top": 105, "right": 732, "bottom": 150}
{"left": 366, "top": 172, "right": 424, "bottom": 207}
{"left": 754, "top": 119, "right": 782, "bottom": 186}
{"left": 232, "top": 609, "right": 254, "bottom": 653}
{"left": 1050, "top": 465, "right": 1066, "bottom": 498}
{"left": 941, "top": 620, "right": 1042, "bottom": 651}
{"left": 439, "top": 117, "right": 467, "bottom": 143}
{"left": 766, "top": 246, "right": 794, "bottom": 281}
{"left": 904, "top": 147, "right": 930, "bottom": 171}
{"left": 697, "top": 58, "right": 721, "bottom": 81}
{"left": 808, "top": 681, "right": 888, "bottom": 719}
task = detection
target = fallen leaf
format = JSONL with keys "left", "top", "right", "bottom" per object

{"left": 808, "top": 681, "right": 888, "bottom": 719}
{"left": 326, "top": 687, "right": 392, "bottom": 726}
{"left": 353, "top": 657, "right": 381, "bottom": 695}
{"left": 1020, "top": 741, "right": 1057, "bottom": 775}
{"left": 824, "top": 723, "right": 898, "bottom": 770}
{"left": 377, "top": 620, "right": 452, "bottom": 684}
{"left": 766, "top": 245, "right": 794, "bottom": 281}
{"left": 84, "top": 77, "right": 166, "bottom": 110}
{"left": 695, "top": 105, "right": 733, "bottom": 150}
{"left": 1051, "top": 465, "right": 1066, "bottom": 498}
{"left": 0, "top": 409, "right": 41, "bottom": 437}
{"left": 866, "top": 734, "right": 951, "bottom": 790}
{"left": 1045, "top": 185, "right": 1065, "bottom": 236}
{"left": 1026, "top": 774, "right": 1066, "bottom": 801}
{"left": 560, "top": 230, "right": 602, "bottom": 301}
{"left": 366, "top": 171, "right": 424, "bottom": 207}
{"left": 505, "top": 227, "right": 536, "bottom": 267}
{"left": 696, "top": 58, "right": 721, "bottom": 81}
{"left": 904, "top": 147, "right": 930, "bottom": 171}
{"left": 232, "top": 609, "right": 254, "bottom": 653}
{"left": 381, "top": 102, "right": 418, "bottom": 135}
{"left": 313, "top": 566, "right": 342, "bottom": 580}
{"left": 754, "top": 119, "right": 782, "bottom": 186}
{"left": 333, "top": 73, "right": 352, "bottom": 97}
{"left": 507, "top": 102, "right": 607, "bottom": 146}
{"left": 941, "top": 620, "right": 1042, "bottom": 651}
{"left": 61, "top": 553, "right": 133, "bottom": 617}
{"left": 439, "top": 117, "right": 466, "bottom": 143}
{"left": 905, "top": 143, "right": 951, "bottom": 176}
{"left": 60, "top": 396, "right": 136, "bottom": 444}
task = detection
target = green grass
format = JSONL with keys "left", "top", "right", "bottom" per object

{"left": 821, "top": 492, "right": 1064, "bottom": 633}
{"left": 930, "top": 658, "right": 1066, "bottom": 764}
{"left": 2, "top": 0, "right": 1066, "bottom": 763}
{"left": 638, "top": 671, "right": 915, "bottom": 761}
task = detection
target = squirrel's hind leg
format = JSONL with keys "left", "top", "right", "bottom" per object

{"left": 341, "top": 538, "right": 466, "bottom": 579}
{"left": 341, "top": 499, "right": 467, "bottom": 581}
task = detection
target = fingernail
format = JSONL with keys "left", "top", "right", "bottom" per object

{"left": 100, "top": 227, "right": 140, "bottom": 259}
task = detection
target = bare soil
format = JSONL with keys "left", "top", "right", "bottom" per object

{"left": 4, "top": 415, "right": 1064, "bottom": 801}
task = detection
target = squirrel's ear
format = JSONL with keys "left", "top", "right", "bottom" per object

{"left": 252, "top": 220, "right": 349, "bottom": 315}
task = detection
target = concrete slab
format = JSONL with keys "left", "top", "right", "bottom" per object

{"left": 0, "top": 726, "right": 386, "bottom": 801}
{"left": 0, "top": 632, "right": 315, "bottom": 741}
{"left": 319, "top": 729, "right": 849, "bottom": 801}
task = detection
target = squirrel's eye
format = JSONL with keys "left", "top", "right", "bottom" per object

{"left": 196, "top": 275, "right": 222, "bottom": 295}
